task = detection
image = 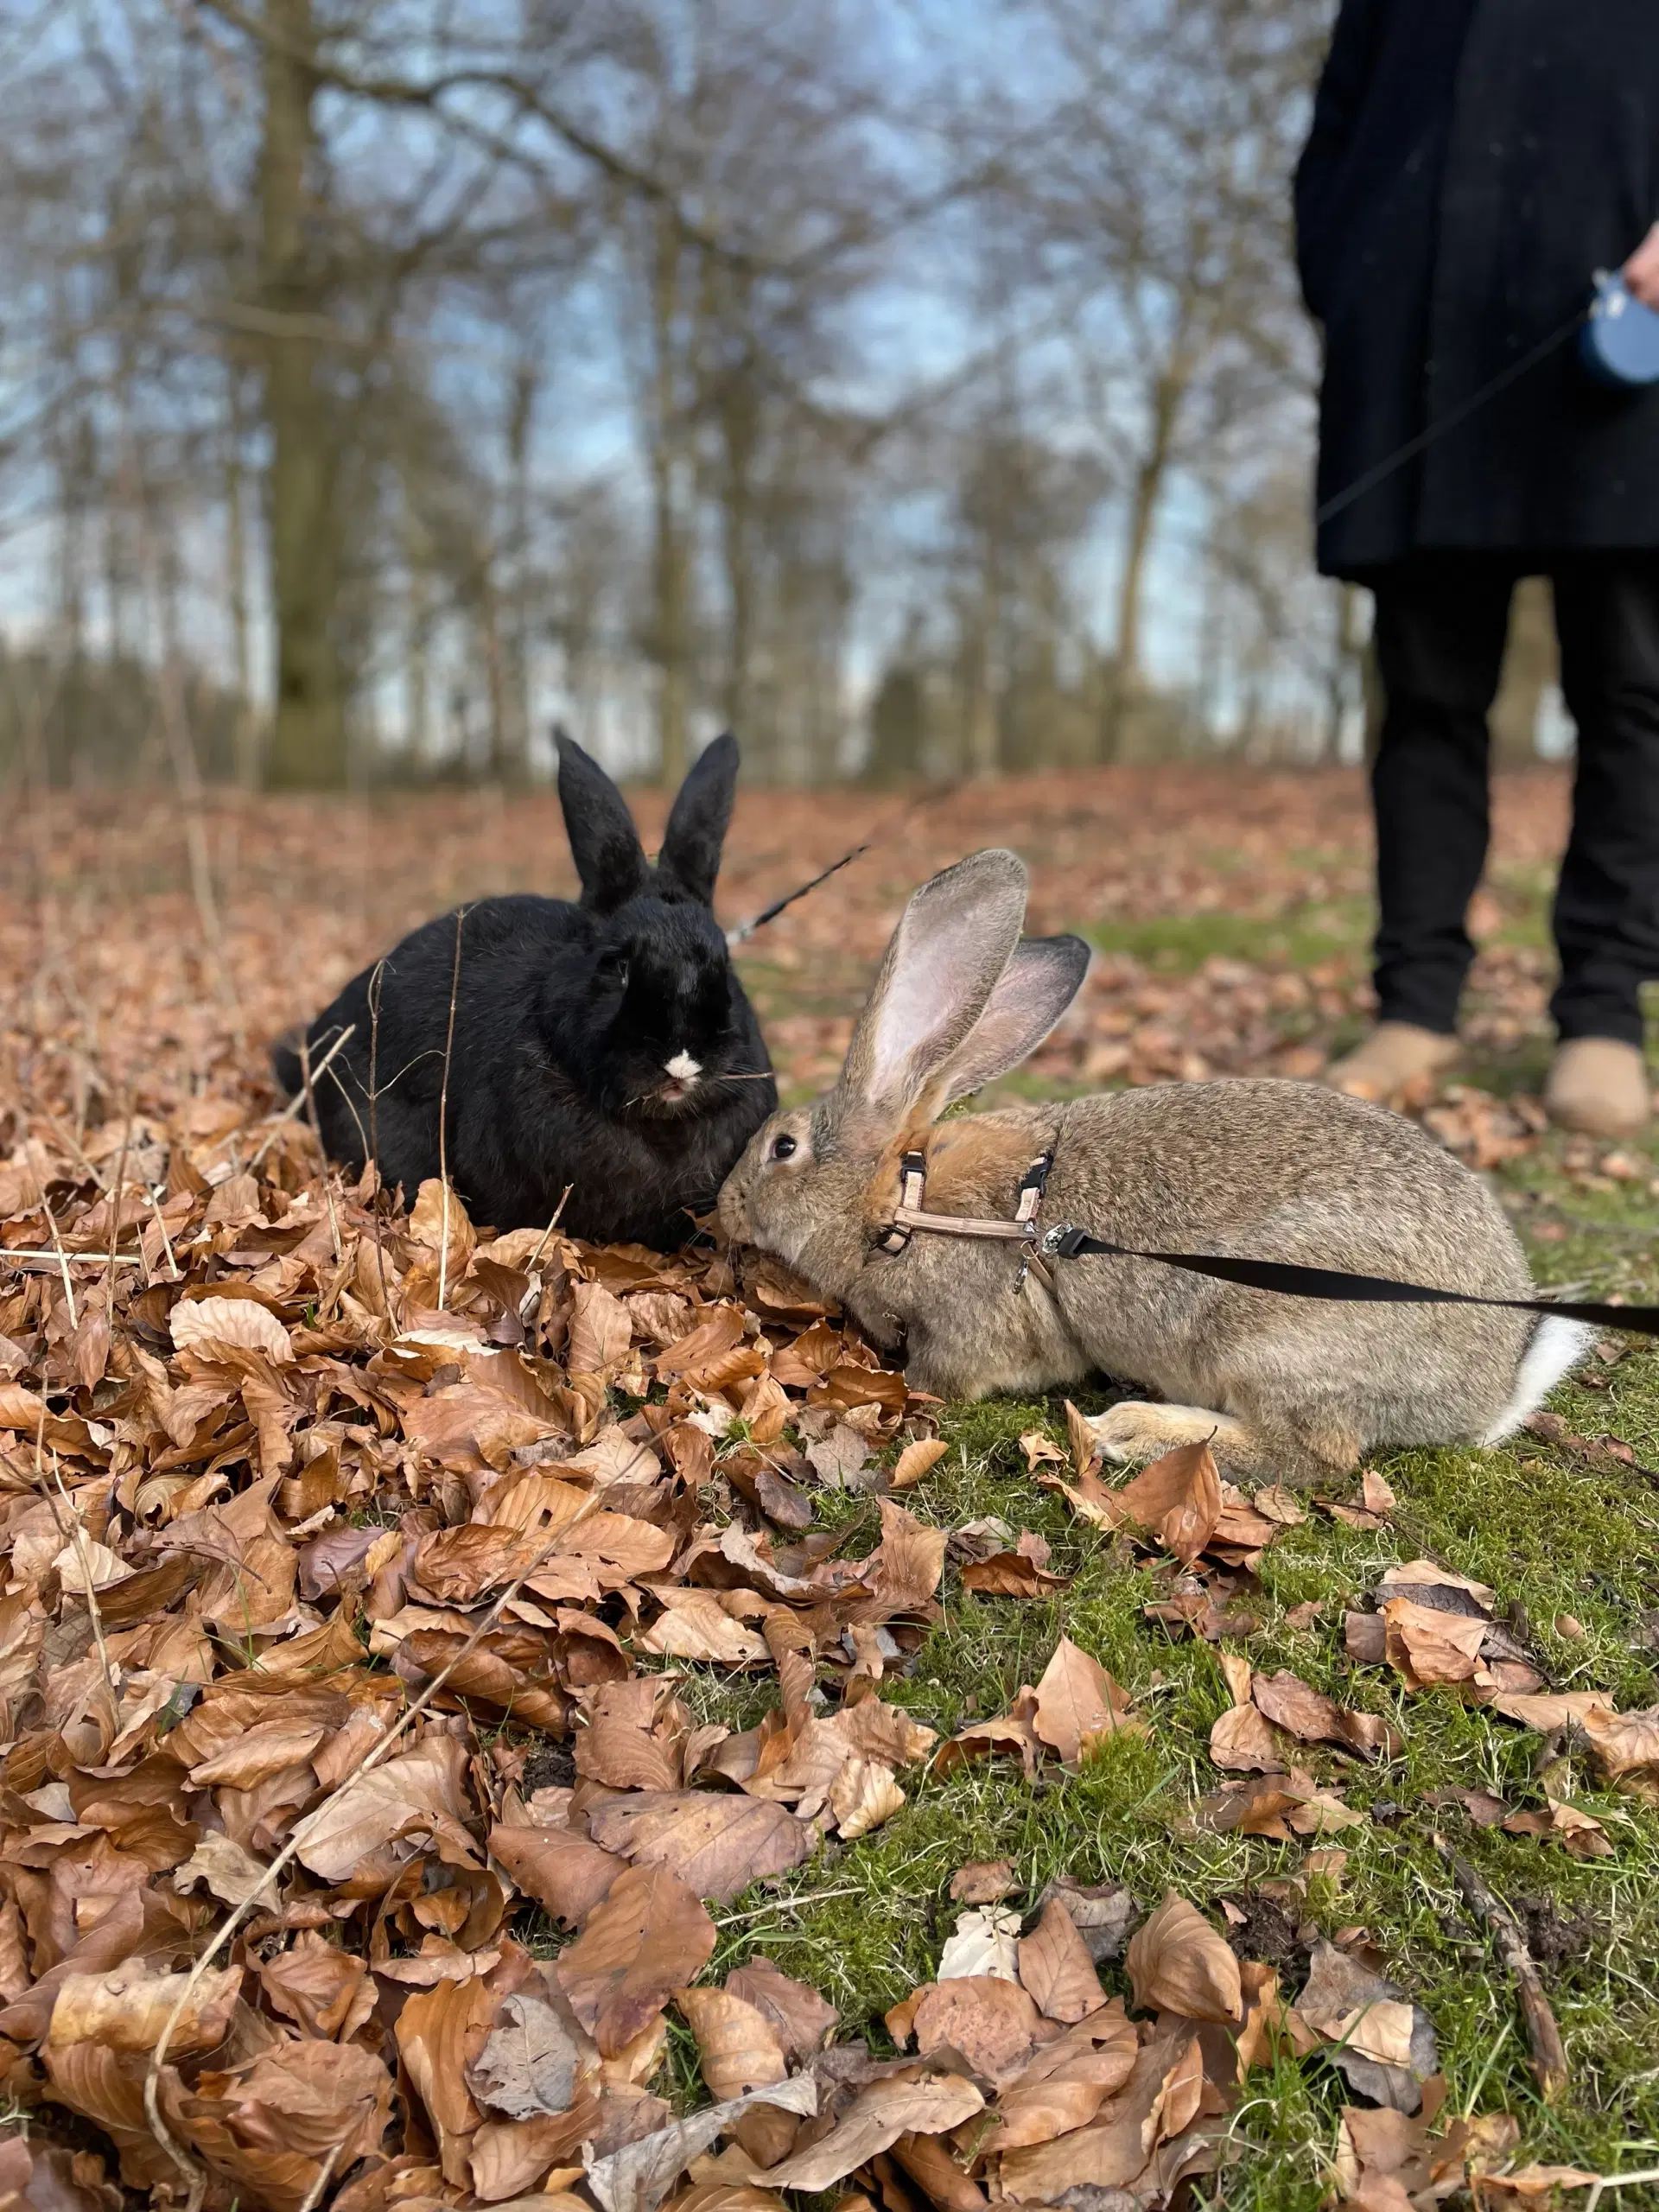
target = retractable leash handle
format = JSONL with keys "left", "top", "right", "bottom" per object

{"left": 1580, "top": 269, "right": 1659, "bottom": 389}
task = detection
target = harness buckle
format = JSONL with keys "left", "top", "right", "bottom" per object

{"left": 1041, "top": 1223, "right": 1090, "bottom": 1260}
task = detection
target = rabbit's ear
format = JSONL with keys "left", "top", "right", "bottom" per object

{"left": 658, "top": 732, "right": 739, "bottom": 906}
{"left": 923, "top": 934, "right": 1092, "bottom": 1111}
{"left": 836, "top": 850, "right": 1029, "bottom": 1123}
{"left": 556, "top": 731, "right": 650, "bottom": 912}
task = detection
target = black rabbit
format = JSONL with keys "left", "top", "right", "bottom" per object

{"left": 274, "top": 732, "right": 778, "bottom": 1247}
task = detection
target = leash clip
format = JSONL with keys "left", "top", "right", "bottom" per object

{"left": 1041, "top": 1224, "right": 1091, "bottom": 1260}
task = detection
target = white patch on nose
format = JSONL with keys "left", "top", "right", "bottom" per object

{"left": 664, "top": 1051, "right": 701, "bottom": 1082}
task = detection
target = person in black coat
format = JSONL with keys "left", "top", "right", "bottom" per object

{"left": 1296, "top": 0, "right": 1659, "bottom": 1135}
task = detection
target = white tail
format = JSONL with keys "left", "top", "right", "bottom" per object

{"left": 1480, "top": 1314, "right": 1592, "bottom": 1444}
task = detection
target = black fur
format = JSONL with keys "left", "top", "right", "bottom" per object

{"left": 274, "top": 733, "right": 777, "bottom": 1246}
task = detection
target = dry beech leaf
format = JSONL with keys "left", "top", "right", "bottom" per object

{"left": 1209, "top": 1702, "right": 1289, "bottom": 1774}
{"left": 489, "top": 1823, "right": 625, "bottom": 1929}
{"left": 1124, "top": 1891, "right": 1242, "bottom": 2024}
{"left": 907, "top": 1975, "right": 1041, "bottom": 2086}
{"left": 1580, "top": 1703, "right": 1659, "bottom": 1793}
{"left": 1503, "top": 1798, "right": 1615, "bottom": 1859}
{"left": 586, "top": 1792, "right": 814, "bottom": 1904}
{"left": 828, "top": 1756, "right": 905, "bottom": 1839}
{"left": 48, "top": 1963, "right": 240, "bottom": 2055}
{"left": 639, "top": 1592, "right": 771, "bottom": 1666}
{"left": 751, "top": 2076, "right": 985, "bottom": 2194}
{"left": 556, "top": 1862, "right": 717, "bottom": 2056}
{"left": 296, "top": 1733, "right": 472, "bottom": 1882}
{"left": 1016, "top": 1897, "right": 1107, "bottom": 2024}
{"left": 673, "top": 1987, "right": 787, "bottom": 2099}
{"left": 170, "top": 1293, "right": 294, "bottom": 1364}
{"left": 465, "top": 1992, "right": 581, "bottom": 2120}
{"left": 938, "top": 1905, "right": 1022, "bottom": 1983}
{"left": 1033, "top": 1636, "right": 1140, "bottom": 1762}
{"left": 892, "top": 1437, "right": 949, "bottom": 1489}
{"left": 584, "top": 2076, "right": 818, "bottom": 2212}
{"left": 722, "top": 1957, "right": 838, "bottom": 2059}
{"left": 950, "top": 1859, "right": 1018, "bottom": 1905}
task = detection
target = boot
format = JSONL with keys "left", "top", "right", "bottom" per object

{"left": 1543, "top": 1038, "right": 1652, "bottom": 1138}
{"left": 1322, "top": 1022, "right": 1461, "bottom": 1103}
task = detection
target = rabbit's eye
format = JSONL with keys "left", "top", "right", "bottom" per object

{"left": 770, "top": 1134, "right": 798, "bottom": 1161}
{"left": 600, "top": 952, "right": 630, "bottom": 988}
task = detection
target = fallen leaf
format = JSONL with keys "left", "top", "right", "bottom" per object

{"left": 1017, "top": 1897, "right": 1107, "bottom": 2023}
{"left": 1124, "top": 1891, "right": 1241, "bottom": 2024}
{"left": 723, "top": 1957, "right": 838, "bottom": 2059}
{"left": 170, "top": 1294, "right": 294, "bottom": 1364}
{"left": 584, "top": 2077, "right": 818, "bottom": 2212}
{"left": 938, "top": 1905, "right": 1022, "bottom": 1983}
{"left": 892, "top": 1438, "right": 949, "bottom": 1489}
{"left": 1580, "top": 1704, "right": 1659, "bottom": 1796}
{"left": 1034, "top": 1878, "right": 1138, "bottom": 1964}
{"left": 674, "top": 1987, "right": 788, "bottom": 2099}
{"left": 1033, "top": 1636, "right": 1140, "bottom": 1762}
{"left": 1300, "top": 1941, "right": 1437, "bottom": 2113}
{"left": 1250, "top": 1669, "right": 1397, "bottom": 1758}
{"left": 48, "top": 1964, "right": 240, "bottom": 2055}
{"left": 490, "top": 1823, "right": 626, "bottom": 1929}
{"left": 748, "top": 2077, "right": 985, "bottom": 2193}
{"left": 556, "top": 1863, "right": 717, "bottom": 2056}
{"left": 1503, "top": 1799, "right": 1615, "bottom": 1859}
{"left": 639, "top": 1592, "right": 771, "bottom": 1666}
{"left": 950, "top": 1859, "right": 1018, "bottom": 1904}
{"left": 586, "top": 1792, "right": 814, "bottom": 1904}
{"left": 1210, "top": 1701, "right": 1289, "bottom": 1774}
{"left": 469, "top": 1992, "right": 581, "bottom": 2119}
{"left": 907, "top": 1975, "right": 1041, "bottom": 2085}
{"left": 296, "top": 1733, "right": 472, "bottom": 1883}
{"left": 828, "top": 1756, "right": 905, "bottom": 1839}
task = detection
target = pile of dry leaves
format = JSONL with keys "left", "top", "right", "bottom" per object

{"left": 0, "top": 764, "right": 1643, "bottom": 2209}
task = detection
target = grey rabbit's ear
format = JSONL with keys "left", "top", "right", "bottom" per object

{"left": 923, "top": 933, "right": 1091, "bottom": 1111}
{"left": 835, "top": 849, "right": 1029, "bottom": 1124}
{"left": 556, "top": 730, "right": 650, "bottom": 912}
{"left": 658, "top": 733, "right": 739, "bottom": 906}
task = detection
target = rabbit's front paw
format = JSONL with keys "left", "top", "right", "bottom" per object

{"left": 1088, "top": 1400, "right": 1253, "bottom": 1466}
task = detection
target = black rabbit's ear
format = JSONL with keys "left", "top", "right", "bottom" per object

{"left": 556, "top": 730, "right": 650, "bottom": 912}
{"left": 658, "top": 732, "right": 739, "bottom": 906}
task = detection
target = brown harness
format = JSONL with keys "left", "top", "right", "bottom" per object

{"left": 874, "top": 1145, "right": 1059, "bottom": 1292}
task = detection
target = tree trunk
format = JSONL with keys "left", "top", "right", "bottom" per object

{"left": 644, "top": 214, "right": 693, "bottom": 787}
{"left": 1100, "top": 346, "right": 1189, "bottom": 762}
{"left": 258, "top": 0, "right": 345, "bottom": 789}
{"left": 1491, "top": 575, "right": 1556, "bottom": 764}
{"left": 224, "top": 375, "right": 260, "bottom": 789}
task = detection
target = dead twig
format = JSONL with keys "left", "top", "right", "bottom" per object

{"left": 1435, "top": 1835, "right": 1568, "bottom": 2101}
{"left": 37, "top": 1182, "right": 78, "bottom": 1331}
{"left": 436, "top": 907, "right": 467, "bottom": 1313}
{"left": 297, "top": 1033, "right": 343, "bottom": 1262}
{"left": 246, "top": 1022, "right": 357, "bottom": 1170}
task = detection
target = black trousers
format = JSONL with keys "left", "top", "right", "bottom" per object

{"left": 1370, "top": 554, "right": 1659, "bottom": 1047}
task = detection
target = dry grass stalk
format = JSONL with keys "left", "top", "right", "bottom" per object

{"left": 436, "top": 906, "right": 467, "bottom": 1313}
{"left": 246, "top": 1020, "right": 356, "bottom": 1170}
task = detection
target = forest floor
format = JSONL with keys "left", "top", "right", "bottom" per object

{"left": 1, "top": 766, "right": 1656, "bottom": 2212}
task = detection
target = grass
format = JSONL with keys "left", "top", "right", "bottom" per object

{"left": 671, "top": 887, "right": 1659, "bottom": 2207}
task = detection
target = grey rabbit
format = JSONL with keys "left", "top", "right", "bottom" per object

{"left": 718, "top": 848, "right": 1586, "bottom": 1482}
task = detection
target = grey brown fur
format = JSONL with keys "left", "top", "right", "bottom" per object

{"left": 719, "top": 849, "right": 1582, "bottom": 1483}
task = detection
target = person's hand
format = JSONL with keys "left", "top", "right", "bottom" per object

{"left": 1624, "top": 220, "right": 1659, "bottom": 309}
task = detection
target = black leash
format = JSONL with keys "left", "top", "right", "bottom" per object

{"left": 1038, "top": 1223, "right": 1659, "bottom": 1339}
{"left": 1314, "top": 308, "right": 1587, "bottom": 527}
{"left": 725, "top": 842, "right": 873, "bottom": 946}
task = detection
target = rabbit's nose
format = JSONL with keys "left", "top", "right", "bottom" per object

{"left": 664, "top": 1052, "right": 702, "bottom": 1083}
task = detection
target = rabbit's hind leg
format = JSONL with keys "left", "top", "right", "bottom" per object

{"left": 1089, "top": 1400, "right": 1260, "bottom": 1471}
{"left": 1089, "top": 1397, "right": 1362, "bottom": 1486}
